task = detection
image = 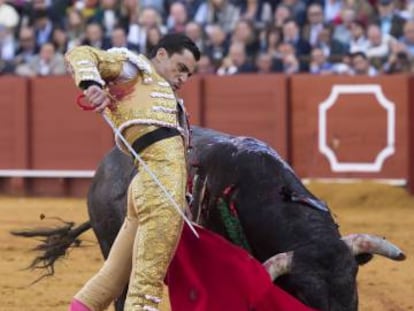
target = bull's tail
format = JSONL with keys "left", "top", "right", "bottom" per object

{"left": 10, "top": 217, "right": 92, "bottom": 284}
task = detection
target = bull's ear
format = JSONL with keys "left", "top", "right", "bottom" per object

{"left": 354, "top": 253, "right": 373, "bottom": 265}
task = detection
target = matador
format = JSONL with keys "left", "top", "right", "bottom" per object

{"left": 66, "top": 34, "right": 200, "bottom": 311}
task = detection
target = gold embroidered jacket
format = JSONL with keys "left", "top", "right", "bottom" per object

{"left": 65, "top": 46, "right": 187, "bottom": 153}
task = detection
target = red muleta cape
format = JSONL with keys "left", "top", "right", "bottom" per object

{"left": 166, "top": 224, "right": 317, "bottom": 311}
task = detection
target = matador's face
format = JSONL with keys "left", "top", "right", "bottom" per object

{"left": 154, "top": 48, "right": 197, "bottom": 92}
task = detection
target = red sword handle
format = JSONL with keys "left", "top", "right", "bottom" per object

{"left": 76, "top": 94, "right": 95, "bottom": 111}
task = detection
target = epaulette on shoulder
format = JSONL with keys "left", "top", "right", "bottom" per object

{"left": 107, "top": 47, "right": 152, "bottom": 75}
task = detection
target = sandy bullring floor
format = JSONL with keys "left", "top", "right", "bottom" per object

{"left": 0, "top": 182, "right": 413, "bottom": 311}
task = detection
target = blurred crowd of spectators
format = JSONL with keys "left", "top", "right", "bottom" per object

{"left": 2, "top": 0, "right": 414, "bottom": 77}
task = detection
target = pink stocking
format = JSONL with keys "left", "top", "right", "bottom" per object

{"left": 68, "top": 298, "right": 91, "bottom": 311}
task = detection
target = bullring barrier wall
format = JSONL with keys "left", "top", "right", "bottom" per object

{"left": 0, "top": 74, "right": 412, "bottom": 196}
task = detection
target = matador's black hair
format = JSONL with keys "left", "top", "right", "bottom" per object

{"left": 148, "top": 33, "right": 201, "bottom": 61}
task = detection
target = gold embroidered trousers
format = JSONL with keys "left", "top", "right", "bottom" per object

{"left": 74, "top": 125, "right": 186, "bottom": 311}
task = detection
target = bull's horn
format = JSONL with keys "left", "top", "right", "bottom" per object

{"left": 263, "top": 251, "right": 293, "bottom": 281}
{"left": 342, "top": 234, "right": 406, "bottom": 261}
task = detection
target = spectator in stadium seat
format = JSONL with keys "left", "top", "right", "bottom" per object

{"left": 309, "top": 47, "right": 334, "bottom": 74}
{"left": 0, "top": 24, "right": 16, "bottom": 63}
{"left": 282, "top": 18, "right": 312, "bottom": 58}
{"left": 403, "top": 0, "right": 414, "bottom": 19}
{"left": 227, "top": 41, "right": 252, "bottom": 72}
{"left": 51, "top": 27, "right": 69, "bottom": 54}
{"left": 167, "top": 1, "right": 189, "bottom": 34}
{"left": 89, "top": 0, "right": 121, "bottom": 40}
{"left": 27, "top": 0, "right": 67, "bottom": 27}
{"left": 15, "top": 42, "right": 66, "bottom": 76}
{"left": 254, "top": 51, "right": 278, "bottom": 73}
{"left": 273, "top": 41, "right": 308, "bottom": 73}
{"left": 110, "top": 26, "right": 140, "bottom": 53}
{"left": 165, "top": 0, "right": 205, "bottom": 20}
{"left": 382, "top": 41, "right": 413, "bottom": 73}
{"left": 139, "top": 0, "right": 166, "bottom": 17}
{"left": 333, "top": 8, "right": 357, "bottom": 46}
{"left": 331, "top": 52, "right": 354, "bottom": 74}
{"left": 279, "top": 52, "right": 301, "bottom": 74}
{"left": 73, "top": 0, "right": 100, "bottom": 22}
{"left": 0, "top": 23, "right": 16, "bottom": 74}
{"left": 315, "top": 24, "right": 349, "bottom": 62}
{"left": 197, "top": 54, "right": 216, "bottom": 74}
{"left": 324, "top": 0, "right": 344, "bottom": 23}
{"left": 216, "top": 42, "right": 255, "bottom": 75}
{"left": 341, "top": 0, "right": 375, "bottom": 26}
{"left": 260, "top": 26, "right": 283, "bottom": 60}
{"left": 273, "top": 4, "right": 292, "bottom": 28}
{"left": 365, "top": 23, "right": 396, "bottom": 68}
{"left": 126, "top": 7, "right": 166, "bottom": 55}
{"left": 185, "top": 21, "right": 205, "bottom": 53}
{"left": 119, "top": 0, "right": 140, "bottom": 30}
{"left": 281, "top": 0, "right": 307, "bottom": 27}
{"left": 351, "top": 51, "right": 378, "bottom": 75}
{"left": 349, "top": 20, "right": 369, "bottom": 53}
{"left": 82, "top": 22, "right": 111, "bottom": 50}
{"left": 65, "top": 9, "right": 86, "bottom": 50}
{"left": 47, "top": 0, "right": 71, "bottom": 26}
{"left": 14, "top": 26, "right": 38, "bottom": 67}
{"left": 204, "top": 24, "right": 229, "bottom": 69}
{"left": 0, "top": 58, "right": 14, "bottom": 74}
{"left": 145, "top": 25, "right": 163, "bottom": 55}
{"left": 400, "top": 19, "right": 414, "bottom": 56}
{"left": 194, "top": 0, "right": 240, "bottom": 35}
{"left": 302, "top": 3, "right": 326, "bottom": 47}
{"left": 216, "top": 56, "right": 238, "bottom": 75}
{"left": 20, "top": 0, "right": 59, "bottom": 26}
{"left": 33, "top": 0, "right": 51, "bottom": 11}
{"left": 373, "top": 0, "right": 406, "bottom": 39}
{"left": 238, "top": 0, "right": 273, "bottom": 31}
{"left": 32, "top": 9, "right": 54, "bottom": 47}
{"left": 231, "top": 19, "right": 261, "bottom": 60}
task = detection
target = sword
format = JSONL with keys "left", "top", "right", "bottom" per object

{"left": 77, "top": 94, "right": 199, "bottom": 238}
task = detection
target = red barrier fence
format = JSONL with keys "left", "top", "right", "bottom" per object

{"left": 203, "top": 75, "right": 288, "bottom": 158}
{"left": 0, "top": 74, "right": 413, "bottom": 196}
{"left": 0, "top": 77, "right": 29, "bottom": 169}
{"left": 408, "top": 77, "right": 414, "bottom": 194}
{"left": 0, "top": 77, "right": 29, "bottom": 194}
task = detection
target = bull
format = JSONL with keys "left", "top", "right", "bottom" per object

{"left": 12, "top": 126, "right": 406, "bottom": 311}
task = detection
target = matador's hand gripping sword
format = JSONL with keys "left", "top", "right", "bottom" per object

{"left": 77, "top": 94, "right": 199, "bottom": 238}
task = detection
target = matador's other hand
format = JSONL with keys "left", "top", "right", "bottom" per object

{"left": 84, "top": 85, "right": 111, "bottom": 113}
